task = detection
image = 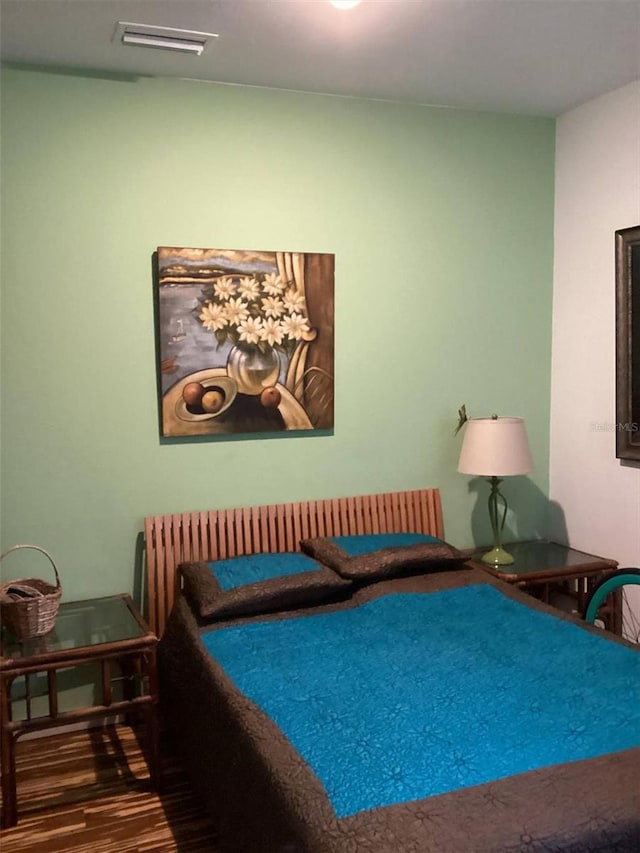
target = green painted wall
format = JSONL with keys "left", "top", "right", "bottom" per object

{"left": 1, "top": 68, "right": 555, "bottom": 604}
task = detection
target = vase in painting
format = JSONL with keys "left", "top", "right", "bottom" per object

{"left": 226, "top": 343, "right": 280, "bottom": 396}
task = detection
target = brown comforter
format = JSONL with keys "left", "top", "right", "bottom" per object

{"left": 159, "top": 567, "right": 640, "bottom": 852}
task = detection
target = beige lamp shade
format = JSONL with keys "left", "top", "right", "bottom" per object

{"left": 457, "top": 417, "right": 533, "bottom": 477}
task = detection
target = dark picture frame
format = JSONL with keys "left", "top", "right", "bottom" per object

{"left": 615, "top": 225, "right": 640, "bottom": 461}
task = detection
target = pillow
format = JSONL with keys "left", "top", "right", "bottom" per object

{"left": 180, "top": 551, "right": 351, "bottom": 621}
{"left": 300, "top": 532, "right": 467, "bottom": 581}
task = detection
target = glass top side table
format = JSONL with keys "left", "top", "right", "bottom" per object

{"left": 1, "top": 594, "right": 150, "bottom": 663}
{"left": 467, "top": 539, "right": 619, "bottom": 634}
{"left": 0, "top": 594, "right": 159, "bottom": 828}
{"left": 469, "top": 540, "right": 618, "bottom": 583}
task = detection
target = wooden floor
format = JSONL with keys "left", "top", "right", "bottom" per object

{"left": 0, "top": 724, "right": 220, "bottom": 852}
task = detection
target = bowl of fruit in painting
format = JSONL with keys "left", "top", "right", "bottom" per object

{"left": 175, "top": 375, "right": 238, "bottom": 422}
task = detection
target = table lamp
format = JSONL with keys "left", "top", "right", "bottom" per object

{"left": 457, "top": 416, "right": 533, "bottom": 565}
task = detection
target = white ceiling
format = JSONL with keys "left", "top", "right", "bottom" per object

{"left": 1, "top": 0, "right": 639, "bottom": 116}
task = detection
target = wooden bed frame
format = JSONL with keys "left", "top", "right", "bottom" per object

{"left": 144, "top": 488, "right": 444, "bottom": 636}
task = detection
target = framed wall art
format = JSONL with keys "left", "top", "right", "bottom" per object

{"left": 615, "top": 225, "right": 640, "bottom": 461}
{"left": 155, "top": 246, "right": 334, "bottom": 438}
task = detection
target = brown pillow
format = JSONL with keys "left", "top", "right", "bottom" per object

{"left": 300, "top": 533, "right": 467, "bottom": 581}
{"left": 180, "top": 551, "right": 351, "bottom": 621}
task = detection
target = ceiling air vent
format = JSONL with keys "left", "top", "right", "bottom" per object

{"left": 113, "top": 22, "right": 219, "bottom": 56}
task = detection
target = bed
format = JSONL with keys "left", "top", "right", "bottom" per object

{"left": 147, "top": 488, "right": 640, "bottom": 852}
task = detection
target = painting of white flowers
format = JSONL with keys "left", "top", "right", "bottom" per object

{"left": 156, "top": 246, "right": 335, "bottom": 438}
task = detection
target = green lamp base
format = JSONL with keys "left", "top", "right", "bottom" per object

{"left": 481, "top": 546, "right": 514, "bottom": 566}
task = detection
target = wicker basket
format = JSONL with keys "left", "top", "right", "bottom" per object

{"left": 0, "top": 544, "right": 62, "bottom": 639}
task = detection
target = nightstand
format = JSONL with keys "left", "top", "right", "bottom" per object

{"left": 0, "top": 594, "right": 159, "bottom": 828}
{"left": 467, "top": 540, "right": 620, "bottom": 632}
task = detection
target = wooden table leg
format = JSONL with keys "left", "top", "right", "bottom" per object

{"left": 0, "top": 678, "right": 18, "bottom": 828}
{"left": 144, "top": 647, "right": 160, "bottom": 790}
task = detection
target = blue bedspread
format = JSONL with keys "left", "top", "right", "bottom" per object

{"left": 201, "top": 584, "right": 640, "bottom": 818}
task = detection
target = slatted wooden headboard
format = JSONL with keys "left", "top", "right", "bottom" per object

{"left": 144, "top": 487, "right": 443, "bottom": 636}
